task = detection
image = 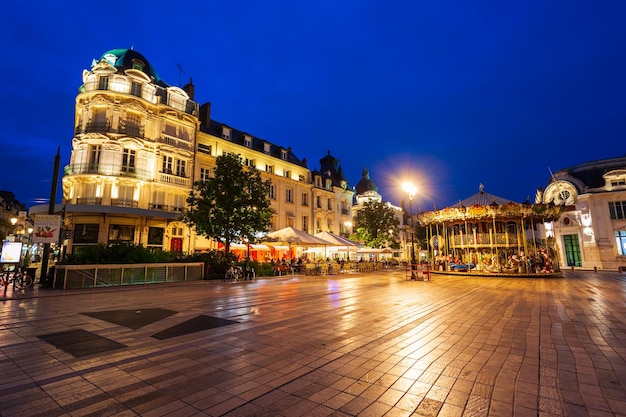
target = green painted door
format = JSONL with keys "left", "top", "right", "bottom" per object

{"left": 563, "top": 234, "right": 582, "bottom": 267}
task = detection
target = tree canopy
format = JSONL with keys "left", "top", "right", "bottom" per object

{"left": 184, "top": 153, "right": 273, "bottom": 254}
{"left": 350, "top": 200, "right": 400, "bottom": 248}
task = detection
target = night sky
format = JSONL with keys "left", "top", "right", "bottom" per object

{"left": 2, "top": 1, "right": 624, "bottom": 211}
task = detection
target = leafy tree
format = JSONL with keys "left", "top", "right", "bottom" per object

{"left": 350, "top": 200, "right": 400, "bottom": 248}
{"left": 184, "top": 153, "right": 273, "bottom": 255}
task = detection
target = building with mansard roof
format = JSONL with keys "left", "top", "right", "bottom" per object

{"left": 29, "top": 48, "right": 353, "bottom": 257}
{"left": 309, "top": 151, "right": 353, "bottom": 236}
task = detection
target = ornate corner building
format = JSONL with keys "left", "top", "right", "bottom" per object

{"left": 30, "top": 48, "right": 354, "bottom": 255}
{"left": 539, "top": 155, "right": 626, "bottom": 270}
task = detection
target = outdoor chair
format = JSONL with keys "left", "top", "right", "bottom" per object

{"left": 305, "top": 263, "right": 317, "bottom": 275}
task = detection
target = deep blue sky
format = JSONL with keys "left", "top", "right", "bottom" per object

{"left": 2, "top": 1, "right": 625, "bottom": 211}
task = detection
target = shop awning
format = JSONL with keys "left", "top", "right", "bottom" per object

{"left": 249, "top": 244, "right": 270, "bottom": 250}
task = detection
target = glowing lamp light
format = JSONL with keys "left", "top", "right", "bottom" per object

{"left": 402, "top": 182, "right": 417, "bottom": 199}
{"left": 402, "top": 181, "right": 417, "bottom": 264}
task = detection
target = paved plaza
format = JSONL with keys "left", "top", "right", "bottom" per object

{"left": 0, "top": 269, "right": 625, "bottom": 417}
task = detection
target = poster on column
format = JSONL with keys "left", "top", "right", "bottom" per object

{"left": 33, "top": 215, "right": 62, "bottom": 244}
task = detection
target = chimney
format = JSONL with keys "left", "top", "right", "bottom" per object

{"left": 182, "top": 77, "right": 195, "bottom": 100}
{"left": 199, "top": 102, "right": 211, "bottom": 128}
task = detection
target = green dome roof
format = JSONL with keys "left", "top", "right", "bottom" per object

{"left": 355, "top": 166, "right": 378, "bottom": 195}
{"left": 99, "top": 49, "right": 167, "bottom": 87}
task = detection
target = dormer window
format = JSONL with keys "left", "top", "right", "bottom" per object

{"left": 131, "top": 59, "right": 145, "bottom": 71}
{"left": 281, "top": 149, "right": 288, "bottom": 160}
{"left": 326, "top": 179, "right": 332, "bottom": 190}
{"left": 604, "top": 170, "right": 626, "bottom": 189}
{"left": 315, "top": 176, "right": 322, "bottom": 187}
{"left": 264, "top": 143, "right": 271, "bottom": 154}
{"left": 198, "top": 144, "right": 212, "bottom": 155}
{"left": 222, "top": 126, "right": 231, "bottom": 140}
{"left": 244, "top": 135, "right": 252, "bottom": 148}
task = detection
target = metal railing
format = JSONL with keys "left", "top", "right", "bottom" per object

{"left": 52, "top": 262, "right": 204, "bottom": 289}
{"left": 450, "top": 232, "right": 521, "bottom": 247}
{"left": 111, "top": 199, "right": 138, "bottom": 208}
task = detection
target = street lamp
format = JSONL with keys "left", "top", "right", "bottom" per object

{"left": 10, "top": 217, "right": 18, "bottom": 241}
{"left": 402, "top": 182, "right": 417, "bottom": 265}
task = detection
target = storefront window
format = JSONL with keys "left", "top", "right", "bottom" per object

{"left": 108, "top": 225, "right": 135, "bottom": 243}
{"left": 73, "top": 224, "right": 99, "bottom": 243}
{"left": 148, "top": 227, "right": 164, "bottom": 246}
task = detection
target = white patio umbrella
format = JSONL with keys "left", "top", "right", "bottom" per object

{"left": 314, "top": 231, "right": 359, "bottom": 247}
{"left": 315, "top": 231, "right": 359, "bottom": 258}
{"left": 264, "top": 227, "right": 330, "bottom": 245}
{"left": 263, "top": 227, "right": 330, "bottom": 258}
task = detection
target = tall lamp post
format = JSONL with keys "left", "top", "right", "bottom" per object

{"left": 10, "top": 217, "right": 18, "bottom": 241}
{"left": 402, "top": 182, "right": 417, "bottom": 264}
{"left": 27, "top": 227, "right": 33, "bottom": 265}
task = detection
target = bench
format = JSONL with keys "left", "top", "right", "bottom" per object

{"left": 273, "top": 265, "right": 291, "bottom": 276}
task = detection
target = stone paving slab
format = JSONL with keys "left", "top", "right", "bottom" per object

{"left": 0, "top": 269, "right": 625, "bottom": 416}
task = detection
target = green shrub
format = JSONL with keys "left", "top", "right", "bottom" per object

{"left": 61, "top": 243, "right": 180, "bottom": 265}
{"left": 256, "top": 262, "right": 274, "bottom": 277}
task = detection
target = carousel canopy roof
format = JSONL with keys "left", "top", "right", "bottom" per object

{"left": 459, "top": 184, "right": 513, "bottom": 207}
{"left": 418, "top": 184, "right": 562, "bottom": 224}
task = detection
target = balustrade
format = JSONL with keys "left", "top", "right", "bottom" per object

{"left": 64, "top": 163, "right": 152, "bottom": 180}
{"left": 450, "top": 232, "right": 519, "bottom": 247}
{"left": 158, "top": 172, "right": 190, "bottom": 187}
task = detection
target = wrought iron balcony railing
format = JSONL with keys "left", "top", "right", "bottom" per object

{"left": 76, "top": 197, "right": 102, "bottom": 205}
{"left": 75, "top": 121, "right": 111, "bottom": 134}
{"left": 111, "top": 199, "right": 139, "bottom": 208}
{"left": 118, "top": 124, "right": 144, "bottom": 138}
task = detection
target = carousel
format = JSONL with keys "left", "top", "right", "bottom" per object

{"left": 417, "top": 184, "right": 563, "bottom": 276}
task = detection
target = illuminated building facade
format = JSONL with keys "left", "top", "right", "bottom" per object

{"left": 194, "top": 108, "right": 321, "bottom": 250}
{"left": 311, "top": 152, "right": 354, "bottom": 237}
{"left": 53, "top": 49, "right": 198, "bottom": 254}
{"left": 538, "top": 155, "right": 626, "bottom": 270}
{"left": 30, "top": 49, "right": 353, "bottom": 255}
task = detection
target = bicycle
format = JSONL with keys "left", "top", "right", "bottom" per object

{"left": 0, "top": 265, "right": 34, "bottom": 296}
{"left": 224, "top": 265, "right": 243, "bottom": 282}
